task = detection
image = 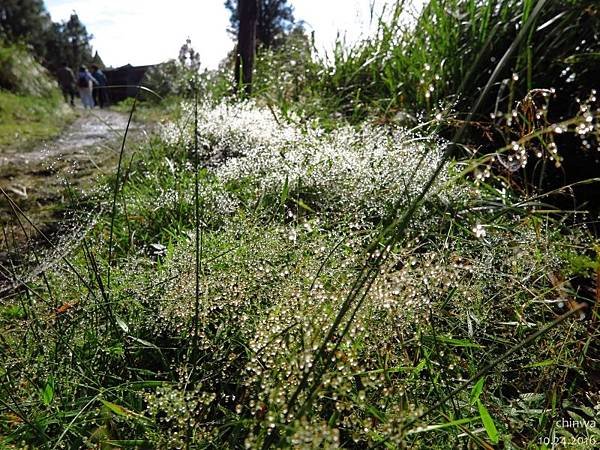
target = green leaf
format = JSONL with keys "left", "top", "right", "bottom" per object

{"left": 100, "top": 399, "right": 133, "bottom": 418}
{"left": 421, "top": 335, "right": 483, "bottom": 348}
{"left": 115, "top": 316, "right": 130, "bottom": 334}
{"left": 524, "top": 359, "right": 556, "bottom": 368}
{"left": 107, "top": 344, "right": 125, "bottom": 356}
{"left": 407, "top": 416, "right": 479, "bottom": 434}
{"left": 576, "top": 405, "right": 595, "bottom": 418}
{"left": 129, "top": 336, "right": 159, "bottom": 349}
{"left": 103, "top": 440, "right": 150, "bottom": 448}
{"left": 280, "top": 175, "right": 289, "bottom": 205}
{"left": 100, "top": 399, "right": 151, "bottom": 423}
{"left": 292, "top": 198, "right": 315, "bottom": 213}
{"left": 470, "top": 377, "right": 485, "bottom": 405}
{"left": 366, "top": 405, "right": 386, "bottom": 422}
{"left": 40, "top": 377, "right": 54, "bottom": 406}
{"left": 564, "top": 52, "right": 600, "bottom": 64}
{"left": 414, "top": 358, "right": 427, "bottom": 373}
{"left": 478, "top": 400, "right": 499, "bottom": 444}
{"left": 127, "top": 380, "right": 164, "bottom": 389}
{"left": 328, "top": 410, "right": 339, "bottom": 427}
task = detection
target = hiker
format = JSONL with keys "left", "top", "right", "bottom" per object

{"left": 56, "top": 62, "right": 75, "bottom": 106}
{"left": 91, "top": 64, "right": 108, "bottom": 108}
{"left": 77, "top": 66, "right": 96, "bottom": 109}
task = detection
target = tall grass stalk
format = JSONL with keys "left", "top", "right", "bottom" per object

{"left": 455, "top": 0, "right": 548, "bottom": 144}
{"left": 191, "top": 78, "right": 203, "bottom": 355}
{"left": 106, "top": 87, "right": 140, "bottom": 291}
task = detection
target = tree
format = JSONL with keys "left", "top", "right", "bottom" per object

{"left": 0, "top": 0, "right": 53, "bottom": 57}
{"left": 178, "top": 38, "right": 201, "bottom": 72}
{"left": 63, "top": 13, "right": 93, "bottom": 70}
{"left": 41, "top": 22, "right": 69, "bottom": 71}
{"left": 0, "top": 2, "right": 97, "bottom": 73}
{"left": 225, "top": 0, "right": 295, "bottom": 50}
{"left": 235, "top": 0, "right": 258, "bottom": 95}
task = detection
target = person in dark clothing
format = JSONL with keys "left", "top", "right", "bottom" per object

{"left": 77, "top": 65, "right": 96, "bottom": 109}
{"left": 91, "top": 64, "right": 108, "bottom": 108}
{"left": 56, "top": 62, "right": 76, "bottom": 106}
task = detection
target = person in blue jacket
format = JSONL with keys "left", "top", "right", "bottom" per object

{"left": 91, "top": 65, "right": 108, "bottom": 108}
{"left": 77, "top": 66, "right": 96, "bottom": 109}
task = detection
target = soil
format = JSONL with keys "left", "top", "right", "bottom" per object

{"left": 0, "top": 108, "right": 144, "bottom": 279}
{"left": 1, "top": 109, "right": 136, "bottom": 194}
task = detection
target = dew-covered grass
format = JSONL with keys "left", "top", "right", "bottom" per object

{"left": 1, "top": 2, "right": 599, "bottom": 447}
{"left": 0, "top": 98, "right": 598, "bottom": 449}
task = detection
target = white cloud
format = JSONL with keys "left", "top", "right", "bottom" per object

{"left": 46, "top": 0, "right": 232, "bottom": 68}
{"left": 45, "top": 0, "right": 420, "bottom": 69}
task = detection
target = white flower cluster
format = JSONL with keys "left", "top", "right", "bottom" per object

{"left": 162, "top": 101, "right": 462, "bottom": 222}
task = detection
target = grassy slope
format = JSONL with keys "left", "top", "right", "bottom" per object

{"left": 0, "top": 42, "right": 76, "bottom": 152}
{"left": 0, "top": 90, "right": 75, "bottom": 152}
{"left": 1, "top": 100, "right": 597, "bottom": 449}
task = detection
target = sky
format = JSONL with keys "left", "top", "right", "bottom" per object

{"left": 44, "top": 0, "right": 421, "bottom": 69}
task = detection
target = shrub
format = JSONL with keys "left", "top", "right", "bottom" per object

{"left": 0, "top": 41, "right": 57, "bottom": 97}
{"left": 297, "top": 0, "right": 600, "bottom": 208}
{"left": 311, "top": 0, "right": 599, "bottom": 122}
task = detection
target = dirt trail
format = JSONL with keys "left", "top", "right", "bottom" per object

{"left": 0, "top": 108, "right": 143, "bottom": 252}
{"left": 1, "top": 109, "right": 136, "bottom": 192}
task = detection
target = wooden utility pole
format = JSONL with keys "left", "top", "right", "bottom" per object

{"left": 234, "top": 0, "right": 258, "bottom": 96}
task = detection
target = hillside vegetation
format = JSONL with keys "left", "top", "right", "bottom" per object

{"left": 0, "top": 42, "right": 74, "bottom": 151}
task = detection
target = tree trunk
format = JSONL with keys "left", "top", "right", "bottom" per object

{"left": 235, "top": 0, "right": 258, "bottom": 96}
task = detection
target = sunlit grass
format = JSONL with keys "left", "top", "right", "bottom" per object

{"left": 0, "top": 91, "right": 75, "bottom": 152}
{"left": 0, "top": 1, "right": 599, "bottom": 448}
{"left": 0, "top": 97, "right": 597, "bottom": 448}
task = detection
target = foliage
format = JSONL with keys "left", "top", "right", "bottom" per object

{"left": 0, "top": 42, "right": 75, "bottom": 170}
{"left": 1, "top": 100, "right": 598, "bottom": 448}
{"left": 143, "top": 61, "right": 184, "bottom": 100}
{"left": 1, "top": 1, "right": 599, "bottom": 448}
{"left": 204, "top": 27, "right": 316, "bottom": 113}
{"left": 0, "top": 0, "right": 50, "bottom": 58}
{"left": 0, "top": 89, "right": 73, "bottom": 151}
{"left": 214, "top": 0, "right": 600, "bottom": 207}
{"left": 310, "top": 0, "right": 599, "bottom": 123}
{"left": 143, "top": 40, "right": 204, "bottom": 100}
{"left": 0, "top": 0, "right": 95, "bottom": 73}
{"left": 251, "top": 27, "right": 314, "bottom": 105}
{"left": 225, "top": 0, "right": 296, "bottom": 49}
{"left": 58, "top": 12, "right": 94, "bottom": 71}
{"left": 0, "top": 41, "right": 57, "bottom": 96}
